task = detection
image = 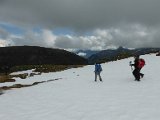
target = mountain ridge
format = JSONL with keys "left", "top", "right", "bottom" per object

{"left": 0, "top": 46, "right": 88, "bottom": 73}
{"left": 87, "top": 47, "right": 160, "bottom": 64}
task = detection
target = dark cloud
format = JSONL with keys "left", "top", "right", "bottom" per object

{"left": 0, "top": 0, "right": 160, "bottom": 49}
{"left": 0, "top": 0, "right": 160, "bottom": 30}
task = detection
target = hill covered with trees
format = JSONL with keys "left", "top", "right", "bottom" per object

{"left": 0, "top": 46, "right": 88, "bottom": 73}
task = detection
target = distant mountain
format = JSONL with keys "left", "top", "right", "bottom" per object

{"left": 0, "top": 46, "right": 88, "bottom": 68}
{"left": 88, "top": 47, "right": 160, "bottom": 64}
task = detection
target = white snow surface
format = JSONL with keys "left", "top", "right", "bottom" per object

{"left": 0, "top": 54, "right": 160, "bottom": 120}
{"left": 10, "top": 69, "right": 36, "bottom": 75}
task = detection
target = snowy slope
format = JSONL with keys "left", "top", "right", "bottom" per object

{"left": 0, "top": 54, "right": 160, "bottom": 120}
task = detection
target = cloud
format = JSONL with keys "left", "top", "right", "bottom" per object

{"left": 55, "top": 35, "right": 98, "bottom": 50}
{"left": 0, "top": 27, "right": 13, "bottom": 46}
{"left": 1, "top": 0, "right": 160, "bottom": 49}
{"left": 9, "top": 30, "right": 56, "bottom": 47}
{"left": 0, "top": 39, "right": 10, "bottom": 47}
{"left": 1, "top": 24, "right": 160, "bottom": 50}
{"left": 77, "top": 52, "right": 87, "bottom": 57}
{"left": 93, "top": 24, "right": 160, "bottom": 48}
{"left": 0, "top": 27, "right": 9, "bottom": 39}
{"left": 0, "top": 0, "right": 160, "bottom": 30}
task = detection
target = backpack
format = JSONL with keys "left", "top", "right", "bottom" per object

{"left": 98, "top": 64, "right": 102, "bottom": 72}
{"left": 138, "top": 59, "right": 145, "bottom": 68}
{"left": 95, "top": 64, "right": 102, "bottom": 72}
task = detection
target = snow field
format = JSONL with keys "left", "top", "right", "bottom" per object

{"left": 0, "top": 54, "right": 160, "bottom": 120}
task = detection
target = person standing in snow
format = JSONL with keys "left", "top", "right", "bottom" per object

{"left": 131, "top": 55, "right": 144, "bottom": 81}
{"left": 94, "top": 63, "right": 102, "bottom": 82}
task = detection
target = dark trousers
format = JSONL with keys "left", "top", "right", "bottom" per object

{"left": 133, "top": 68, "right": 144, "bottom": 81}
{"left": 95, "top": 72, "right": 102, "bottom": 81}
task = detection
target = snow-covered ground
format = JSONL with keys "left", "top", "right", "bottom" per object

{"left": 0, "top": 54, "right": 160, "bottom": 120}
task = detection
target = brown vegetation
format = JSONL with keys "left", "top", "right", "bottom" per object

{"left": 0, "top": 78, "right": 62, "bottom": 91}
{"left": 0, "top": 75, "right": 15, "bottom": 83}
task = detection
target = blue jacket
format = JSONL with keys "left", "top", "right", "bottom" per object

{"left": 95, "top": 64, "right": 102, "bottom": 73}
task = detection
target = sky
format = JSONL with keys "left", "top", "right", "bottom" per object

{"left": 0, "top": 0, "right": 160, "bottom": 50}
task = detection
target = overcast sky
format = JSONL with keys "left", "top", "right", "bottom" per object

{"left": 0, "top": 0, "right": 160, "bottom": 50}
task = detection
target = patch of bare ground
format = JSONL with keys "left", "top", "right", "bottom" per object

{"left": 0, "top": 75, "right": 15, "bottom": 83}
{"left": 0, "top": 78, "right": 62, "bottom": 94}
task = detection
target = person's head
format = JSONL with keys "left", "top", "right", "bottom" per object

{"left": 134, "top": 55, "right": 140, "bottom": 59}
